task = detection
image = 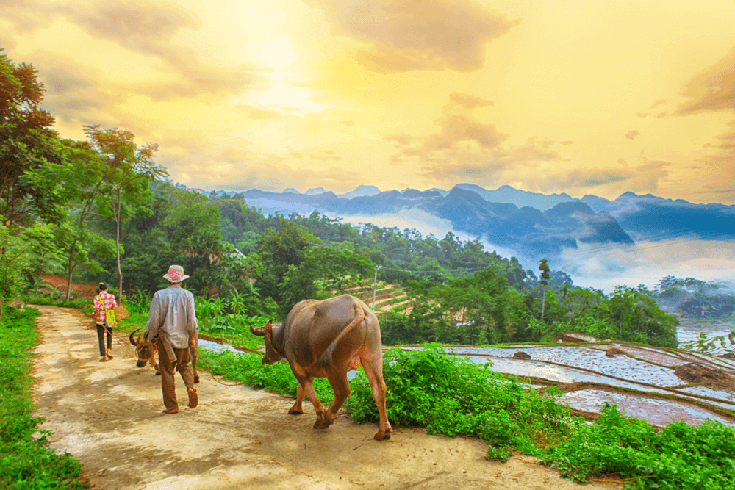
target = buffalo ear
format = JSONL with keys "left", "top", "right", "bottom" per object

{"left": 264, "top": 321, "right": 272, "bottom": 342}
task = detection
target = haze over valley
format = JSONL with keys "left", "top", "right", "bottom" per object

{"left": 214, "top": 183, "right": 735, "bottom": 295}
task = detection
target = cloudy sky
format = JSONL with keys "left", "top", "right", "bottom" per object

{"left": 3, "top": 0, "right": 735, "bottom": 204}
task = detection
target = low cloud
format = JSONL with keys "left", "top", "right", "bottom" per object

{"left": 693, "top": 117, "right": 735, "bottom": 203}
{"left": 672, "top": 44, "right": 735, "bottom": 203}
{"left": 327, "top": 209, "right": 735, "bottom": 295}
{"left": 155, "top": 138, "right": 361, "bottom": 193}
{"left": 388, "top": 94, "right": 573, "bottom": 188}
{"left": 636, "top": 112, "right": 668, "bottom": 118}
{"left": 0, "top": 0, "right": 46, "bottom": 33}
{"left": 53, "top": 1, "right": 259, "bottom": 98}
{"left": 558, "top": 239, "right": 735, "bottom": 294}
{"left": 448, "top": 92, "right": 494, "bottom": 110}
{"left": 57, "top": 1, "right": 201, "bottom": 67}
{"left": 309, "top": 0, "right": 520, "bottom": 73}
{"left": 32, "top": 51, "right": 118, "bottom": 126}
{"left": 677, "top": 43, "right": 735, "bottom": 115}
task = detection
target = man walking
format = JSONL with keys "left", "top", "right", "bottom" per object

{"left": 144, "top": 265, "right": 199, "bottom": 414}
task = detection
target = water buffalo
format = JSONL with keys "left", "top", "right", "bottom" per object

{"left": 251, "top": 294, "right": 391, "bottom": 441}
{"left": 129, "top": 328, "right": 199, "bottom": 383}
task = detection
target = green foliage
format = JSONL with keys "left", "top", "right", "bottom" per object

{"left": 196, "top": 302, "right": 275, "bottom": 351}
{"left": 0, "top": 307, "right": 88, "bottom": 489}
{"left": 0, "top": 222, "right": 61, "bottom": 318}
{"left": 602, "top": 286, "right": 679, "bottom": 348}
{"left": 198, "top": 350, "right": 335, "bottom": 403}
{"left": 82, "top": 124, "right": 167, "bottom": 295}
{"left": 345, "top": 344, "right": 570, "bottom": 458}
{"left": 279, "top": 246, "right": 376, "bottom": 310}
{"left": 21, "top": 295, "right": 87, "bottom": 310}
{"left": 0, "top": 49, "right": 61, "bottom": 230}
{"left": 542, "top": 404, "right": 735, "bottom": 489}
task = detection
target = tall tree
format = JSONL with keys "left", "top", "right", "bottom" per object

{"left": 538, "top": 258, "right": 551, "bottom": 324}
{"left": 0, "top": 49, "right": 59, "bottom": 228}
{"left": 0, "top": 49, "right": 61, "bottom": 315}
{"left": 256, "top": 220, "right": 320, "bottom": 303}
{"left": 84, "top": 125, "right": 167, "bottom": 297}
{"left": 35, "top": 139, "right": 118, "bottom": 299}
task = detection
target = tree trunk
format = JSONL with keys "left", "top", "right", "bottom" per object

{"left": 116, "top": 186, "right": 123, "bottom": 299}
{"left": 540, "top": 288, "right": 546, "bottom": 328}
{"left": 65, "top": 238, "right": 78, "bottom": 301}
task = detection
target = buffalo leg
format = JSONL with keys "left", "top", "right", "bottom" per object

{"left": 289, "top": 384, "right": 305, "bottom": 415}
{"left": 326, "top": 371, "right": 351, "bottom": 426}
{"left": 291, "top": 366, "right": 329, "bottom": 428}
{"left": 361, "top": 355, "right": 392, "bottom": 441}
{"left": 150, "top": 348, "right": 160, "bottom": 375}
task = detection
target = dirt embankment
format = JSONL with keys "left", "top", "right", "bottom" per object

{"left": 31, "top": 306, "right": 625, "bottom": 490}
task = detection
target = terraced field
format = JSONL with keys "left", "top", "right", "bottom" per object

{"left": 337, "top": 279, "right": 413, "bottom": 314}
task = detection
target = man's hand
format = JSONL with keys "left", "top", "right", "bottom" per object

{"left": 188, "top": 332, "right": 196, "bottom": 348}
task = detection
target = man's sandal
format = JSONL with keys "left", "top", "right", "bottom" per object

{"left": 162, "top": 408, "right": 179, "bottom": 414}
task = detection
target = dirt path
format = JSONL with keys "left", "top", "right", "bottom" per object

{"left": 32, "top": 306, "right": 625, "bottom": 490}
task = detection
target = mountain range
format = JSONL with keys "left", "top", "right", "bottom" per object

{"left": 210, "top": 184, "right": 735, "bottom": 275}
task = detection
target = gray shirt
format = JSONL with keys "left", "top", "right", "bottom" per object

{"left": 144, "top": 284, "right": 198, "bottom": 349}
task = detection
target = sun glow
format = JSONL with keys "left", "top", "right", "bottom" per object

{"left": 255, "top": 37, "right": 298, "bottom": 69}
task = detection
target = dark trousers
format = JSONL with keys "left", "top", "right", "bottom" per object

{"left": 96, "top": 324, "right": 113, "bottom": 356}
{"left": 157, "top": 339, "right": 194, "bottom": 410}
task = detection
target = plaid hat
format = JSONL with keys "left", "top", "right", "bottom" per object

{"left": 163, "top": 265, "right": 190, "bottom": 282}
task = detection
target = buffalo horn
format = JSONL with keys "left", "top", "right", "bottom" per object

{"left": 129, "top": 328, "right": 142, "bottom": 346}
{"left": 250, "top": 325, "right": 266, "bottom": 336}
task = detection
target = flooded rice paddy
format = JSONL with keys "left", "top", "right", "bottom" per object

{"left": 199, "top": 324, "right": 735, "bottom": 429}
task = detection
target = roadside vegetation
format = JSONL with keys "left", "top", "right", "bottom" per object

{"left": 0, "top": 307, "right": 88, "bottom": 489}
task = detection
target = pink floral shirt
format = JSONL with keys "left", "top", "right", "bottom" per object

{"left": 93, "top": 291, "right": 118, "bottom": 325}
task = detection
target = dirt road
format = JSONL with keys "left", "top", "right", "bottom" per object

{"left": 31, "top": 306, "right": 625, "bottom": 490}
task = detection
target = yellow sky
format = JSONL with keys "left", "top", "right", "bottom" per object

{"left": 2, "top": 0, "right": 735, "bottom": 203}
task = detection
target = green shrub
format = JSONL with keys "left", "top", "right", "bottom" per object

{"left": 0, "top": 308, "right": 88, "bottom": 489}
{"left": 542, "top": 403, "right": 735, "bottom": 489}
{"left": 345, "top": 344, "right": 570, "bottom": 457}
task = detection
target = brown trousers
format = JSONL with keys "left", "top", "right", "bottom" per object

{"left": 157, "top": 338, "right": 194, "bottom": 410}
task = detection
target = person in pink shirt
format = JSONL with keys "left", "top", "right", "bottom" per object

{"left": 93, "top": 282, "right": 118, "bottom": 362}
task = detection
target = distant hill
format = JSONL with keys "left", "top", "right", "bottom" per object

{"left": 455, "top": 183, "right": 575, "bottom": 211}
{"left": 236, "top": 185, "right": 634, "bottom": 264}
{"left": 201, "top": 183, "right": 734, "bottom": 269}
{"left": 581, "top": 192, "right": 735, "bottom": 242}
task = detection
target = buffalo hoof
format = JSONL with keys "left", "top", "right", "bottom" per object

{"left": 374, "top": 429, "right": 392, "bottom": 441}
{"left": 288, "top": 409, "right": 304, "bottom": 415}
{"left": 155, "top": 372, "right": 161, "bottom": 376}
{"left": 194, "top": 376, "right": 200, "bottom": 383}
{"left": 313, "top": 413, "right": 331, "bottom": 429}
